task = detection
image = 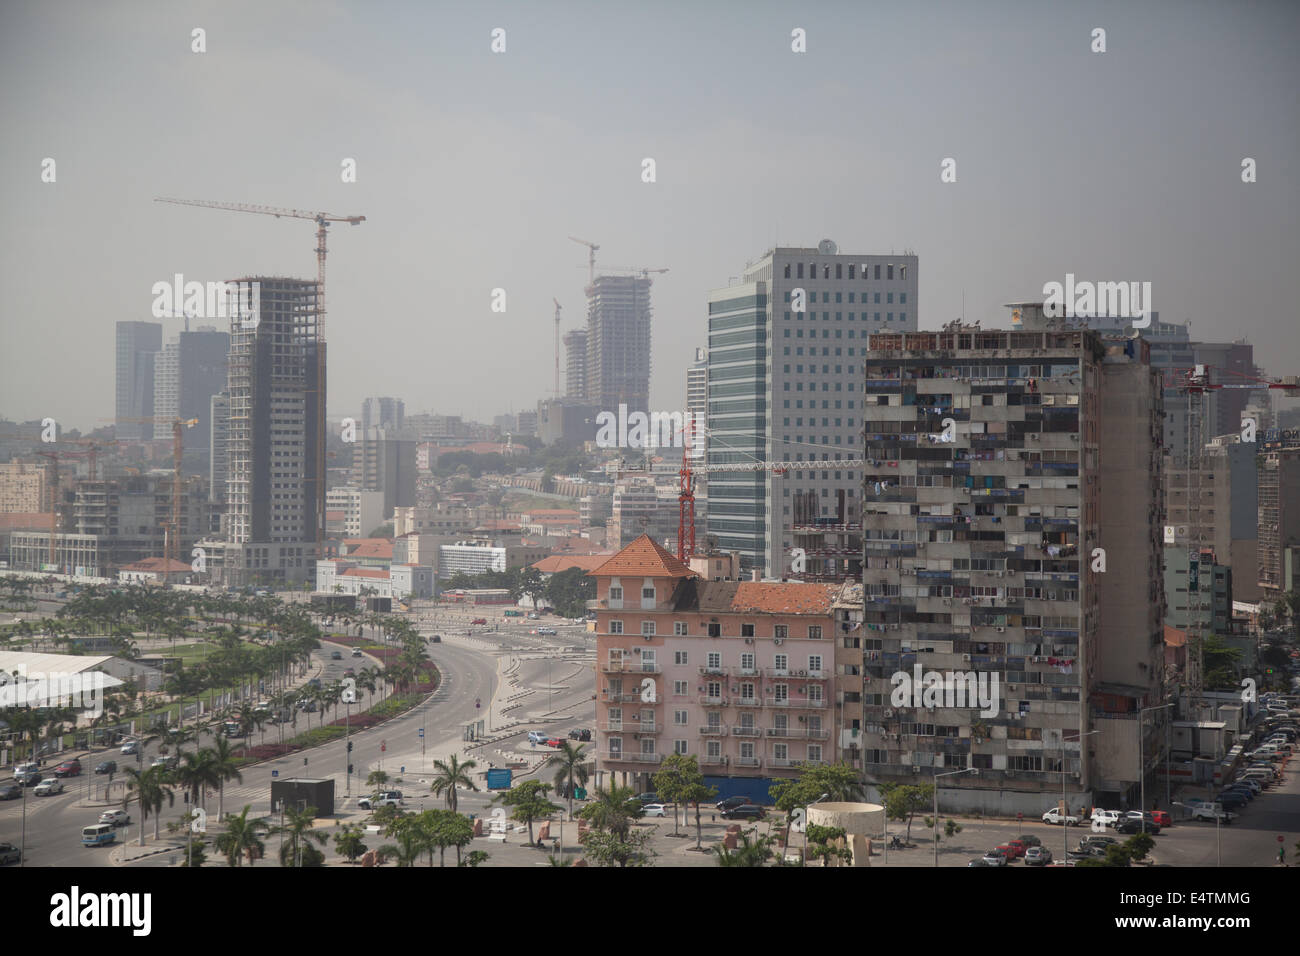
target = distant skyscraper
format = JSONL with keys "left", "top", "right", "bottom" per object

{"left": 706, "top": 242, "right": 919, "bottom": 574}
{"left": 153, "top": 327, "right": 229, "bottom": 468}
{"left": 563, "top": 328, "right": 588, "bottom": 400}
{"left": 362, "top": 396, "right": 405, "bottom": 434}
{"left": 586, "top": 275, "right": 652, "bottom": 415}
{"left": 222, "top": 278, "right": 323, "bottom": 584}
{"left": 686, "top": 346, "right": 707, "bottom": 435}
{"left": 351, "top": 428, "right": 417, "bottom": 519}
{"left": 115, "top": 321, "right": 162, "bottom": 440}
{"left": 209, "top": 390, "right": 229, "bottom": 509}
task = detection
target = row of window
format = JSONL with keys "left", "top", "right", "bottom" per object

{"left": 607, "top": 621, "right": 823, "bottom": 638}
{"left": 783, "top": 262, "right": 908, "bottom": 282}
{"left": 608, "top": 739, "right": 825, "bottom": 761}
{"left": 783, "top": 311, "right": 907, "bottom": 322}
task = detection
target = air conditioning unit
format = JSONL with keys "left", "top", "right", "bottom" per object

{"left": 744, "top": 637, "right": 754, "bottom": 644}
{"left": 798, "top": 670, "right": 808, "bottom": 677}
{"left": 943, "top": 598, "right": 952, "bottom": 605}
{"left": 1028, "top": 433, "right": 1040, "bottom": 441}
{"left": 697, "top": 686, "right": 705, "bottom": 692}
{"left": 731, "top": 686, "right": 739, "bottom": 693}
{"left": 911, "top": 765, "right": 921, "bottom": 774}
{"left": 1070, "top": 434, "right": 1078, "bottom": 441}
{"left": 962, "top": 654, "right": 971, "bottom": 662}
{"left": 1008, "top": 684, "right": 1017, "bottom": 690}
{"left": 722, "top": 756, "right": 729, "bottom": 764}
{"left": 883, "top": 708, "right": 894, "bottom": 718}
{"left": 774, "top": 638, "right": 784, "bottom": 645}
{"left": 996, "top": 627, "right": 1005, "bottom": 633}
{"left": 798, "top": 715, "right": 807, "bottom": 723}
{"left": 633, "top": 647, "right": 642, "bottom": 653}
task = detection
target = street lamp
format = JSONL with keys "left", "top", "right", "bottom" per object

{"left": 933, "top": 767, "right": 977, "bottom": 867}
{"left": 1139, "top": 702, "right": 1174, "bottom": 833}
{"left": 1061, "top": 730, "right": 1100, "bottom": 866}
{"left": 1172, "top": 800, "right": 1220, "bottom": 867}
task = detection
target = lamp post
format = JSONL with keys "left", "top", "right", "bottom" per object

{"left": 933, "top": 767, "right": 977, "bottom": 867}
{"left": 1139, "top": 703, "right": 1174, "bottom": 833}
{"left": 1062, "top": 730, "right": 1100, "bottom": 865}
{"left": 1173, "top": 800, "right": 1220, "bottom": 866}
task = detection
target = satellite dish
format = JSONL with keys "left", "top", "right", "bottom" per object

{"left": 817, "top": 239, "right": 838, "bottom": 255}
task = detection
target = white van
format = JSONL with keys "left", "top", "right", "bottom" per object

{"left": 82, "top": 823, "right": 117, "bottom": 847}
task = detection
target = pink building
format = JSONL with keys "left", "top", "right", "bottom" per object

{"left": 591, "top": 535, "right": 840, "bottom": 795}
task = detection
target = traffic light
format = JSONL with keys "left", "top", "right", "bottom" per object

{"left": 347, "top": 741, "right": 353, "bottom": 752}
{"left": 347, "top": 764, "right": 354, "bottom": 775}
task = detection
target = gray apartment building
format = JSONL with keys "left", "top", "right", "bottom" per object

{"left": 705, "top": 241, "right": 919, "bottom": 577}
{"left": 152, "top": 327, "right": 229, "bottom": 470}
{"left": 115, "top": 321, "right": 162, "bottom": 440}
{"left": 586, "top": 274, "right": 653, "bottom": 416}
{"left": 856, "top": 325, "right": 1164, "bottom": 814}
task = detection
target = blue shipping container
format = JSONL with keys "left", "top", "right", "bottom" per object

{"left": 486, "top": 768, "right": 513, "bottom": 790}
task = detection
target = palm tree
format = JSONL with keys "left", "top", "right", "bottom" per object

{"left": 215, "top": 805, "right": 268, "bottom": 866}
{"left": 209, "top": 736, "right": 243, "bottom": 819}
{"left": 712, "top": 828, "right": 774, "bottom": 867}
{"left": 272, "top": 803, "right": 328, "bottom": 867}
{"left": 429, "top": 754, "right": 478, "bottom": 813}
{"left": 175, "top": 748, "right": 220, "bottom": 811}
{"left": 123, "top": 765, "right": 175, "bottom": 845}
{"left": 579, "top": 782, "right": 641, "bottom": 840}
{"left": 546, "top": 741, "right": 589, "bottom": 818}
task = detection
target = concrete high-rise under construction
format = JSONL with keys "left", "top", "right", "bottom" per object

{"left": 563, "top": 328, "right": 588, "bottom": 400}
{"left": 206, "top": 277, "right": 324, "bottom": 585}
{"left": 586, "top": 274, "right": 652, "bottom": 415}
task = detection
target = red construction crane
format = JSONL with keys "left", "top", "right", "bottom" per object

{"left": 156, "top": 197, "right": 366, "bottom": 568}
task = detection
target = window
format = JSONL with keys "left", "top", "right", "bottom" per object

{"left": 674, "top": 650, "right": 688, "bottom": 665}
{"left": 808, "top": 684, "right": 824, "bottom": 704}
{"left": 808, "top": 655, "right": 822, "bottom": 673}
{"left": 707, "top": 681, "right": 722, "bottom": 698}
{"left": 641, "top": 621, "right": 656, "bottom": 636}
{"left": 674, "top": 709, "right": 688, "bottom": 725}
{"left": 609, "top": 586, "right": 623, "bottom": 601}
{"left": 707, "top": 651, "right": 722, "bottom": 669}
{"left": 609, "top": 620, "right": 623, "bottom": 635}
{"left": 774, "top": 684, "right": 789, "bottom": 702}
{"left": 642, "top": 586, "right": 656, "bottom": 600}
{"left": 707, "top": 622, "right": 721, "bottom": 637}
{"left": 674, "top": 739, "right": 688, "bottom": 755}
{"left": 740, "top": 741, "right": 755, "bottom": 760}
{"left": 808, "top": 744, "right": 823, "bottom": 762}
{"left": 774, "top": 743, "right": 788, "bottom": 760}
{"left": 808, "top": 625, "right": 823, "bottom": 639}
{"left": 774, "top": 654, "right": 788, "bottom": 671}
{"left": 608, "top": 707, "right": 622, "bottom": 726}
{"left": 741, "top": 623, "right": 754, "bottom": 637}
{"left": 774, "top": 625, "right": 788, "bottom": 640}
{"left": 674, "top": 680, "right": 688, "bottom": 695}
{"left": 706, "top": 740, "right": 721, "bottom": 759}
{"left": 740, "top": 682, "right": 755, "bottom": 701}
{"left": 741, "top": 652, "right": 755, "bottom": 672}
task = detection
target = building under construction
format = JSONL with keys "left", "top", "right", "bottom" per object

{"left": 199, "top": 277, "right": 323, "bottom": 586}
{"left": 586, "top": 274, "right": 653, "bottom": 416}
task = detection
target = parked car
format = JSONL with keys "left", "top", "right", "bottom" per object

{"left": 53, "top": 759, "right": 81, "bottom": 777}
{"left": 1116, "top": 817, "right": 1153, "bottom": 835}
{"left": 1149, "top": 810, "right": 1173, "bottom": 827}
{"left": 15, "top": 770, "right": 41, "bottom": 787}
{"left": 0, "top": 842, "right": 21, "bottom": 865}
{"left": 721, "top": 804, "right": 766, "bottom": 820}
{"left": 357, "top": 790, "right": 403, "bottom": 810}
{"left": 968, "top": 857, "right": 1000, "bottom": 867}
{"left": 716, "top": 795, "right": 749, "bottom": 813}
{"left": 641, "top": 804, "right": 667, "bottom": 817}
{"left": 1120, "top": 811, "right": 1162, "bottom": 833}
{"left": 34, "top": 778, "right": 64, "bottom": 796}
{"left": 120, "top": 741, "right": 139, "bottom": 755}
{"left": 545, "top": 738, "right": 563, "bottom": 748}
{"left": 330, "top": 650, "right": 343, "bottom": 660}
{"left": 94, "top": 760, "right": 117, "bottom": 775}
{"left": 0, "top": 784, "right": 20, "bottom": 800}
{"left": 982, "top": 848, "right": 1010, "bottom": 866}
{"left": 471, "top": 618, "right": 488, "bottom": 626}
{"left": 1025, "top": 846, "right": 1053, "bottom": 866}
{"left": 1189, "top": 805, "right": 1234, "bottom": 824}
{"left": 1080, "top": 835, "right": 1119, "bottom": 850}
{"left": 567, "top": 728, "right": 592, "bottom": 741}
{"left": 527, "top": 731, "right": 548, "bottom": 745}
{"left": 995, "top": 843, "right": 1024, "bottom": 860}
{"left": 1088, "top": 809, "right": 1121, "bottom": 828}
{"left": 1042, "top": 808, "right": 1080, "bottom": 826}
{"left": 98, "top": 809, "right": 130, "bottom": 827}
{"left": 1016, "top": 834, "right": 1043, "bottom": 848}
{"left": 351, "top": 648, "right": 363, "bottom": 657}
{"left": 537, "top": 627, "right": 557, "bottom": 636}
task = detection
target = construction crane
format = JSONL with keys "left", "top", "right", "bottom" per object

{"left": 103, "top": 417, "right": 198, "bottom": 567}
{"left": 1165, "top": 365, "right": 1299, "bottom": 704}
{"left": 156, "top": 197, "right": 366, "bottom": 569}
{"left": 600, "top": 266, "right": 669, "bottom": 279}
{"left": 568, "top": 236, "right": 599, "bottom": 290}
{"left": 553, "top": 298, "right": 563, "bottom": 398}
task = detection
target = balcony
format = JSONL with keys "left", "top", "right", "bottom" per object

{"left": 768, "top": 757, "right": 796, "bottom": 769}
{"left": 701, "top": 755, "right": 728, "bottom": 766}
{"left": 698, "top": 665, "right": 729, "bottom": 676}
{"left": 603, "top": 693, "right": 646, "bottom": 704}
{"left": 603, "top": 660, "right": 662, "bottom": 674}
{"left": 602, "top": 751, "right": 662, "bottom": 765}
{"left": 731, "top": 726, "right": 761, "bottom": 737}
{"left": 701, "top": 696, "right": 729, "bottom": 707}
{"left": 766, "top": 727, "right": 829, "bottom": 739}
{"left": 737, "top": 667, "right": 760, "bottom": 678}
{"left": 598, "top": 722, "right": 624, "bottom": 732}
{"left": 699, "top": 726, "right": 726, "bottom": 736}
{"left": 733, "top": 696, "right": 762, "bottom": 708}
{"left": 631, "top": 722, "right": 659, "bottom": 734}
{"left": 735, "top": 756, "right": 762, "bottom": 768}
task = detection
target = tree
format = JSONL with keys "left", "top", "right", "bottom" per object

{"left": 543, "top": 566, "right": 594, "bottom": 618}
{"left": 1124, "top": 831, "right": 1155, "bottom": 863}
{"left": 273, "top": 804, "right": 328, "bottom": 867}
{"left": 334, "top": 825, "right": 368, "bottom": 865}
{"left": 712, "top": 828, "right": 773, "bottom": 867}
{"left": 458, "top": 850, "right": 490, "bottom": 868}
{"left": 683, "top": 775, "right": 719, "bottom": 850}
{"left": 547, "top": 742, "right": 589, "bottom": 819}
{"left": 806, "top": 823, "right": 853, "bottom": 866}
{"left": 366, "top": 523, "right": 394, "bottom": 539}
{"left": 215, "top": 805, "right": 268, "bottom": 867}
{"left": 654, "top": 753, "right": 710, "bottom": 837}
{"left": 579, "top": 782, "right": 641, "bottom": 840}
{"left": 429, "top": 754, "right": 479, "bottom": 814}
{"left": 181, "top": 837, "right": 208, "bottom": 867}
{"left": 579, "top": 827, "right": 655, "bottom": 867}
{"left": 209, "top": 736, "right": 243, "bottom": 820}
{"left": 493, "top": 780, "right": 560, "bottom": 846}
{"left": 877, "top": 783, "right": 933, "bottom": 842}
{"left": 123, "top": 765, "right": 175, "bottom": 845}
{"left": 419, "top": 809, "right": 474, "bottom": 866}
{"left": 366, "top": 769, "right": 391, "bottom": 791}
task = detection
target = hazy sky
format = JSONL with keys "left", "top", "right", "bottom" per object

{"left": 2, "top": 0, "right": 1297, "bottom": 433}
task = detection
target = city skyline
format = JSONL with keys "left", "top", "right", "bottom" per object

{"left": 2, "top": 0, "right": 1298, "bottom": 431}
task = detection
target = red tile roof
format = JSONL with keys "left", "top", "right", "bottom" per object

{"left": 730, "top": 582, "right": 836, "bottom": 615}
{"left": 1163, "top": 625, "right": 1187, "bottom": 648}
{"left": 588, "top": 534, "right": 696, "bottom": 579}
{"left": 342, "top": 538, "right": 393, "bottom": 560}
{"left": 342, "top": 567, "right": 389, "bottom": 579}
{"left": 121, "top": 557, "right": 193, "bottom": 574}
{"left": 532, "top": 554, "right": 616, "bottom": 574}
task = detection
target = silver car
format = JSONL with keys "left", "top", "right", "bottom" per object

{"left": 1025, "top": 846, "right": 1053, "bottom": 866}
